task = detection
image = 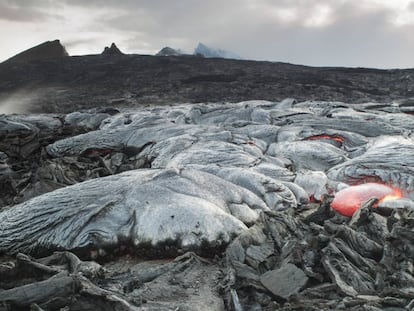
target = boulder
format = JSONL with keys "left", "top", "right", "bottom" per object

{"left": 260, "top": 263, "right": 309, "bottom": 300}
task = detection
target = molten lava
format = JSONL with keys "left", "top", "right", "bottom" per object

{"left": 379, "top": 188, "right": 403, "bottom": 203}
{"left": 307, "top": 135, "right": 345, "bottom": 145}
{"left": 331, "top": 183, "right": 403, "bottom": 217}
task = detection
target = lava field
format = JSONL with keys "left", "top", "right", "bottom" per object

{"left": 0, "top": 98, "right": 413, "bottom": 310}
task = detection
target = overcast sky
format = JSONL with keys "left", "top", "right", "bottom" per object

{"left": 1, "top": 0, "right": 414, "bottom": 68}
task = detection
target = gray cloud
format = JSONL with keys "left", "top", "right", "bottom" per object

{"left": 0, "top": 0, "right": 64, "bottom": 22}
{"left": 79, "top": 0, "right": 414, "bottom": 67}
{"left": 0, "top": 1, "right": 55, "bottom": 21}
{"left": 230, "top": 1, "right": 414, "bottom": 67}
{"left": 1, "top": 0, "right": 414, "bottom": 68}
{"left": 63, "top": 37, "right": 103, "bottom": 49}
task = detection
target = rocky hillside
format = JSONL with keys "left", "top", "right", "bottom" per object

{"left": 3, "top": 40, "right": 68, "bottom": 64}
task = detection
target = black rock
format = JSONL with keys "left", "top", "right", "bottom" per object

{"left": 101, "top": 43, "right": 124, "bottom": 56}
{"left": 4, "top": 40, "right": 69, "bottom": 63}
{"left": 260, "top": 263, "right": 309, "bottom": 300}
{"left": 245, "top": 244, "right": 274, "bottom": 269}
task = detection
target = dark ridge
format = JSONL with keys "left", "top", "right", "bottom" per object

{"left": 4, "top": 40, "right": 69, "bottom": 63}
{"left": 0, "top": 52, "right": 413, "bottom": 113}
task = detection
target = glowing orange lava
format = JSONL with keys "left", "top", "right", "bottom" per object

{"left": 307, "top": 135, "right": 345, "bottom": 145}
{"left": 331, "top": 183, "right": 403, "bottom": 217}
{"left": 379, "top": 188, "right": 403, "bottom": 203}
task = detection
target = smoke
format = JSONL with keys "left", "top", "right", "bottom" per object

{"left": 0, "top": 90, "right": 40, "bottom": 114}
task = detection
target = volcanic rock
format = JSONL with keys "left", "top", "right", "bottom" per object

{"left": 101, "top": 42, "right": 124, "bottom": 55}
{"left": 0, "top": 168, "right": 263, "bottom": 256}
{"left": 4, "top": 39, "right": 68, "bottom": 63}
{"left": 260, "top": 263, "right": 309, "bottom": 300}
{"left": 245, "top": 243, "right": 274, "bottom": 269}
{"left": 0, "top": 251, "right": 224, "bottom": 310}
{"left": 1, "top": 98, "right": 414, "bottom": 310}
{"left": 267, "top": 140, "right": 348, "bottom": 171}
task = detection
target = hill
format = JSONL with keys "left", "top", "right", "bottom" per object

{"left": 4, "top": 40, "right": 68, "bottom": 63}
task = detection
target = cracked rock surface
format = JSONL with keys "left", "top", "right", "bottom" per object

{"left": 1, "top": 99, "right": 414, "bottom": 310}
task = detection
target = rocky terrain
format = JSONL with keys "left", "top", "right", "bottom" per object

{"left": 0, "top": 42, "right": 414, "bottom": 310}
{"left": 1, "top": 40, "right": 414, "bottom": 114}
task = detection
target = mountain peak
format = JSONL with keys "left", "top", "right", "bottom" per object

{"left": 102, "top": 43, "right": 124, "bottom": 56}
{"left": 194, "top": 42, "right": 241, "bottom": 60}
{"left": 156, "top": 47, "right": 183, "bottom": 56}
{"left": 5, "top": 40, "right": 69, "bottom": 63}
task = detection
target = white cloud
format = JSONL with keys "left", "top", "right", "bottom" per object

{"left": 304, "top": 4, "right": 334, "bottom": 27}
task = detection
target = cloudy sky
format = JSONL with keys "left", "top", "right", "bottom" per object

{"left": 1, "top": 0, "right": 414, "bottom": 68}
